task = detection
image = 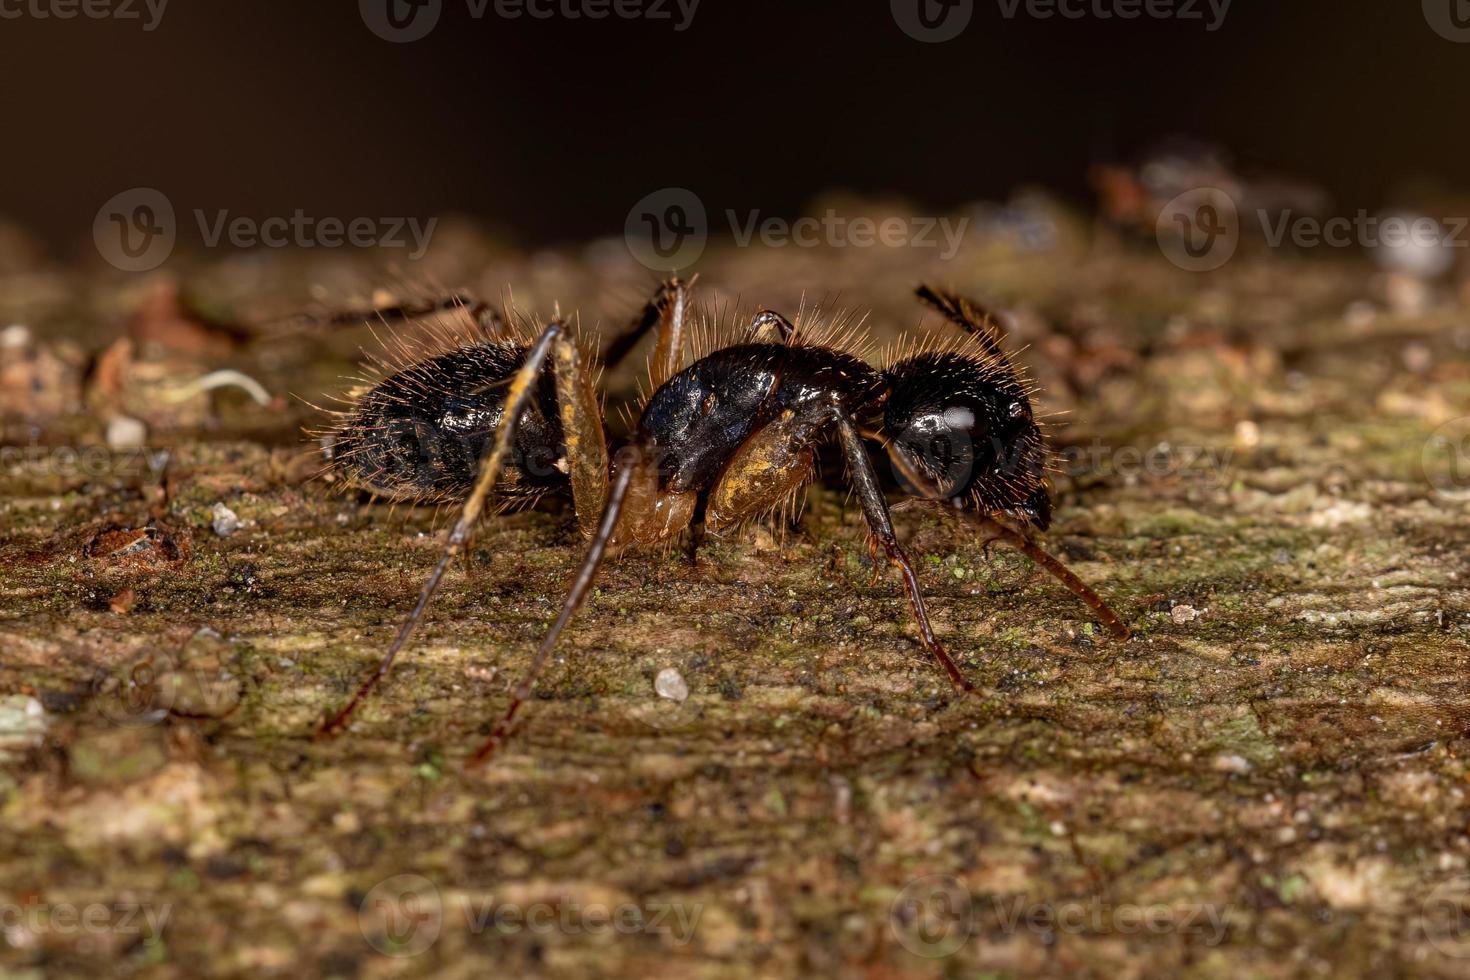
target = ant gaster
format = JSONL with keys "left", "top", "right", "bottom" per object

{"left": 317, "top": 279, "right": 1130, "bottom": 763}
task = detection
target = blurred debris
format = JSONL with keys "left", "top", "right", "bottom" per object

{"left": 211, "top": 502, "right": 242, "bottom": 538}
{"left": 0, "top": 322, "right": 84, "bottom": 420}
{"left": 655, "top": 667, "right": 690, "bottom": 702}
{"left": 105, "top": 414, "right": 147, "bottom": 449}
{"left": 0, "top": 695, "right": 48, "bottom": 763}
{"left": 83, "top": 520, "right": 191, "bottom": 570}
{"left": 1092, "top": 138, "right": 1329, "bottom": 237}
{"left": 166, "top": 369, "right": 275, "bottom": 409}
{"left": 124, "top": 275, "right": 251, "bottom": 355}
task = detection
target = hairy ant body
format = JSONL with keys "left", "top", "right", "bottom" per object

{"left": 317, "top": 280, "right": 1130, "bottom": 763}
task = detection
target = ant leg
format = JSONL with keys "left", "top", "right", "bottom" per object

{"left": 602, "top": 277, "right": 694, "bottom": 384}
{"left": 552, "top": 330, "right": 610, "bottom": 534}
{"left": 746, "top": 310, "right": 797, "bottom": 344}
{"left": 469, "top": 446, "right": 643, "bottom": 765}
{"left": 979, "top": 515, "right": 1131, "bottom": 640}
{"left": 265, "top": 293, "right": 507, "bottom": 339}
{"left": 318, "top": 319, "right": 569, "bottom": 737}
{"left": 834, "top": 417, "right": 976, "bottom": 695}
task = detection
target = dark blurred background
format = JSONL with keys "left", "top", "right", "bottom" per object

{"left": 3, "top": 0, "right": 1465, "bottom": 256}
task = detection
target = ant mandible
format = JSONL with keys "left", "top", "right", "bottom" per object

{"left": 315, "top": 278, "right": 1130, "bottom": 764}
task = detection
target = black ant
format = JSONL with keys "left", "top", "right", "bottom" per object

{"left": 315, "top": 279, "right": 1130, "bottom": 764}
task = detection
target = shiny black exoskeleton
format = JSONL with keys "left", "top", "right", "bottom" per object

{"left": 635, "top": 337, "right": 1051, "bottom": 532}
{"left": 333, "top": 342, "right": 571, "bottom": 502}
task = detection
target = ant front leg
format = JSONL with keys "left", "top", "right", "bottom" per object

{"left": 978, "top": 515, "right": 1131, "bottom": 641}
{"left": 834, "top": 417, "right": 977, "bottom": 695}
{"left": 318, "top": 318, "right": 597, "bottom": 737}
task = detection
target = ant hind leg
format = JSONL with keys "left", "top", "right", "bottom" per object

{"left": 317, "top": 318, "right": 578, "bottom": 737}
{"left": 468, "top": 446, "right": 644, "bottom": 766}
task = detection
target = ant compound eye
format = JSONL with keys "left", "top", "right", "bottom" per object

{"left": 890, "top": 409, "right": 977, "bottom": 500}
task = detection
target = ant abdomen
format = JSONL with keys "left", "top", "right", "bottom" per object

{"left": 330, "top": 342, "right": 570, "bottom": 502}
{"left": 883, "top": 351, "right": 1051, "bottom": 529}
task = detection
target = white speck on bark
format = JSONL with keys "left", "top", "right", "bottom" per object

{"left": 1213, "top": 753, "right": 1253, "bottom": 774}
{"left": 655, "top": 667, "right": 689, "bottom": 702}
{"left": 212, "top": 503, "right": 242, "bottom": 537}
{"left": 106, "top": 415, "right": 147, "bottom": 449}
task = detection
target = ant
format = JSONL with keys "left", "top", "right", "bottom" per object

{"left": 315, "top": 279, "right": 1130, "bottom": 764}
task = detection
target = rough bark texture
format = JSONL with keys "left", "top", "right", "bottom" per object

{"left": 1, "top": 213, "right": 1468, "bottom": 977}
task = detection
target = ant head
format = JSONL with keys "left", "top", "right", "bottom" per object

{"left": 883, "top": 351, "right": 1052, "bottom": 529}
